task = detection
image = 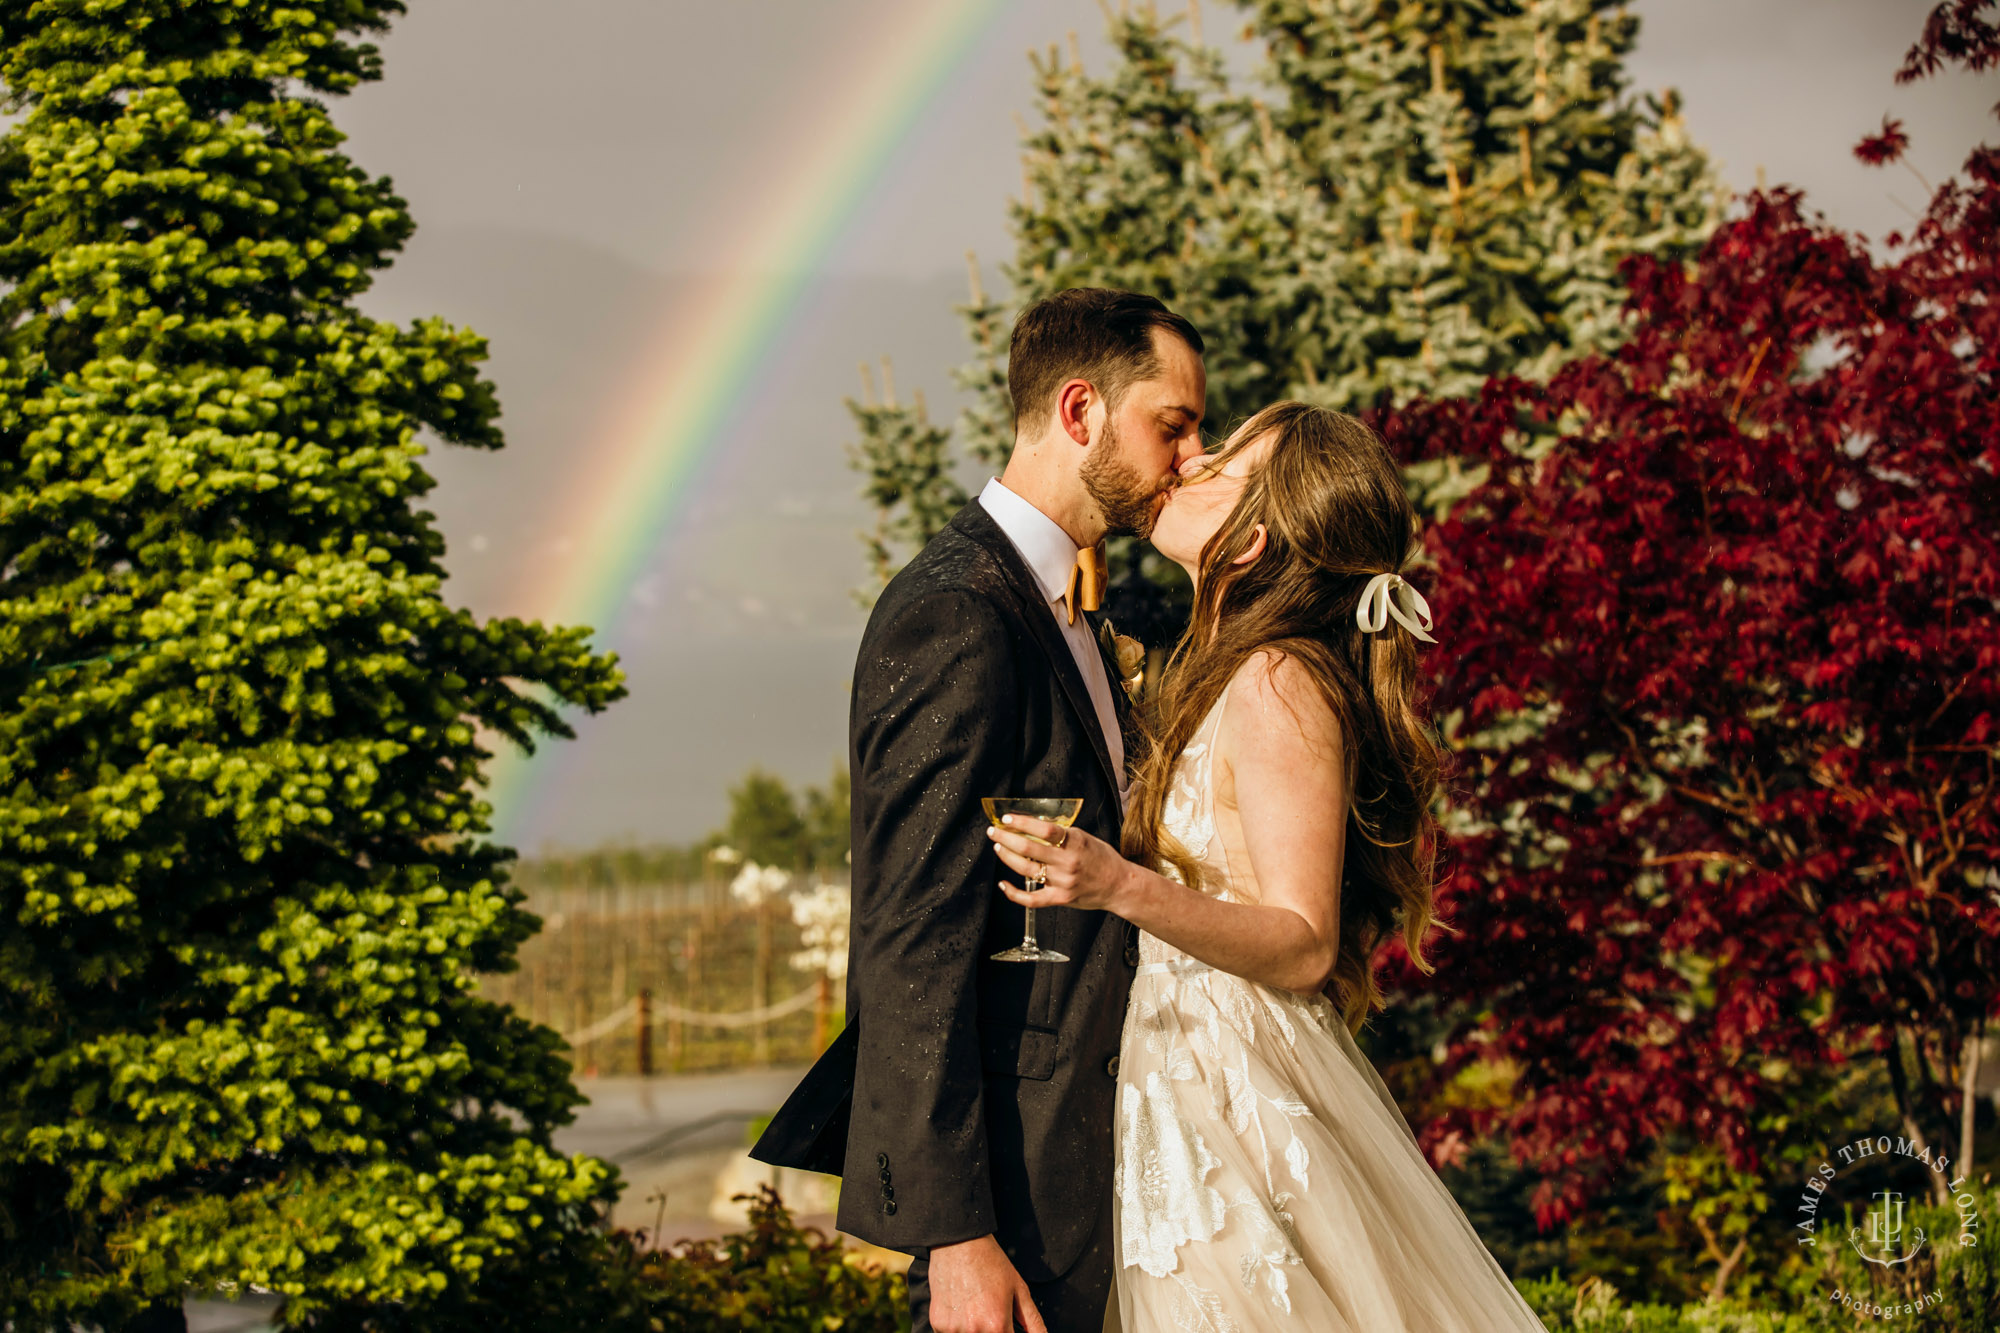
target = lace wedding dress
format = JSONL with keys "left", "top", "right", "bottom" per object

{"left": 1109, "top": 682, "right": 1549, "bottom": 1332}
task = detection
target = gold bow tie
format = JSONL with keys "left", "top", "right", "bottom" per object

{"left": 1063, "top": 542, "right": 1107, "bottom": 625}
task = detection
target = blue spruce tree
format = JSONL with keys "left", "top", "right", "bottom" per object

{"left": 851, "top": 0, "right": 1720, "bottom": 633}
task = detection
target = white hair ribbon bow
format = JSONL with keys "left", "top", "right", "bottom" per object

{"left": 1356, "top": 572, "right": 1436, "bottom": 644}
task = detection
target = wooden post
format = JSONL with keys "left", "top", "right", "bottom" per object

{"left": 675, "top": 923, "right": 699, "bottom": 1073}
{"left": 814, "top": 973, "right": 833, "bottom": 1054}
{"left": 754, "top": 902, "right": 773, "bottom": 1065}
{"left": 636, "top": 988, "right": 653, "bottom": 1077}
{"left": 609, "top": 921, "right": 628, "bottom": 1073}
{"left": 641, "top": 900, "right": 659, "bottom": 1072}
{"left": 571, "top": 892, "right": 590, "bottom": 1069}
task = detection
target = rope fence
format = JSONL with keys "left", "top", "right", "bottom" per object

{"left": 555, "top": 984, "right": 823, "bottom": 1046}
{"left": 483, "top": 878, "right": 846, "bottom": 1075}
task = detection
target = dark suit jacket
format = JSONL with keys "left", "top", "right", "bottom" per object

{"left": 751, "top": 499, "right": 1139, "bottom": 1281}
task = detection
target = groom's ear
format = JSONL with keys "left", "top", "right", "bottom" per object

{"left": 1230, "top": 523, "right": 1269, "bottom": 567}
{"left": 1056, "top": 378, "right": 1095, "bottom": 447}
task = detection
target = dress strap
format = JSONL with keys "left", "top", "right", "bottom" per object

{"left": 1199, "top": 677, "right": 1233, "bottom": 743}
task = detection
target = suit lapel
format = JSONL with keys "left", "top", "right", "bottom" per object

{"left": 949, "top": 503, "right": 1122, "bottom": 804}
{"left": 1084, "top": 608, "right": 1142, "bottom": 784}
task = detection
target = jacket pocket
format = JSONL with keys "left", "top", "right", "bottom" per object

{"left": 978, "top": 1024, "right": 1058, "bottom": 1081}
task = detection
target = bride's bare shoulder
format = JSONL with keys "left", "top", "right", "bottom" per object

{"left": 1222, "top": 648, "right": 1343, "bottom": 764}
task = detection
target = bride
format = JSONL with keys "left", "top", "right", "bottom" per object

{"left": 986, "top": 401, "right": 1549, "bottom": 1332}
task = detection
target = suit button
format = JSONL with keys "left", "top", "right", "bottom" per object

{"left": 1106, "top": 1055, "right": 1121, "bottom": 1079}
{"left": 885, "top": 1199, "right": 898, "bottom": 1216}
{"left": 881, "top": 1183, "right": 895, "bottom": 1200}
{"left": 877, "top": 1152, "right": 889, "bottom": 1169}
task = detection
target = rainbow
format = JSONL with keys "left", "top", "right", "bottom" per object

{"left": 483, "top": 0, "right": 1008, "bottom": 844}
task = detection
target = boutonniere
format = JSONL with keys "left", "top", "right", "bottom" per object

{"left": 1098, "top": 618, "right": 1147, "bottom": 702}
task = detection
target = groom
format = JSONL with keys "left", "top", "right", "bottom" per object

{"left": 753, "top": 288, "right": 1206, "bottom": 1332}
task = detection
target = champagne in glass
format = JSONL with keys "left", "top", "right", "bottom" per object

{"left": 983, "top": 797, "right": 1084, "bottom": 963}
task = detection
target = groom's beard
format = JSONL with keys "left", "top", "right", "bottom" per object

{"left": 1081, "top": 418, "right": 1166, "bottom": 538}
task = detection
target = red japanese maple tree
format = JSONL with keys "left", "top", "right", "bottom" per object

{"left": 1376, "top": 6, "right": 2000, "bottom": 1226}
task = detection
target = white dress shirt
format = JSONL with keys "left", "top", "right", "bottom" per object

{"left": 977, "top": 477, "right": 1128, "bottom": 805}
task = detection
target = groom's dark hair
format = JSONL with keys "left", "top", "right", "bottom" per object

{"left": 1007, "top": 288, "right": 1203, "bottom": 430}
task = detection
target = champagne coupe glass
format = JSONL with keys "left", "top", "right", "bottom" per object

{"left": 983, "top": 797, "right": 1084, "bottom": 963}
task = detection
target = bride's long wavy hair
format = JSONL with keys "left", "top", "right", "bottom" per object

{"left": 1122, "top": 401, "right": 1448, "bottom": 1034}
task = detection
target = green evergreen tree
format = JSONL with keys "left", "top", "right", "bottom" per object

{"left": 722, "top": 769, "right": 807, "bottom": 871}
{"left": 848, "top": 362, "right": 964, "bottom": 602}
{"left": 0, "top": 4, "right": 631, "bottom": 1328}
{"left": 851, "top": 0, "right": 1721, "bottom": 612}
{"left": 800, "top": 764, "right": 851, "bottom": 873}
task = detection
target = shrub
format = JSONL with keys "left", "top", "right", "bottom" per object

{"left": 1517, "top": 1181, "right": 2000, "bottom": 1332}
{"left": 626, "top": 1187, "right": 907, "bottom": 1333}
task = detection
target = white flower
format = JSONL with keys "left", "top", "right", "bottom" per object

{"left": 729, "top": 860, "right": 791, "bottom": 907}
{"left": 788, "top": 880, "right": 850, "bottom": 980}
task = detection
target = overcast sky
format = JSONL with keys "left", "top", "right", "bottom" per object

{"left": 337, "top": 0, "right": 1996, "bottom": 851}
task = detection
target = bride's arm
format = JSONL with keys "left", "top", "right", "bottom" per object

{"left": 992, "top": 649, "right": 1345, "bottom": 996}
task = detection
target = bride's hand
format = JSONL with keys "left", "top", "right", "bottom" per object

{"left": 987, "top": 814, "right": 1132, "bottom": 915}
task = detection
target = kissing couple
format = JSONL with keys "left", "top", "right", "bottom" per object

{"left": 755, "top": 289, "right": 1548, "bottom": 1332}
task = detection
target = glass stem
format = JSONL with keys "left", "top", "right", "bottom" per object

{"left": 1022, "top": 907, "right": 1039, "bottom": 948}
